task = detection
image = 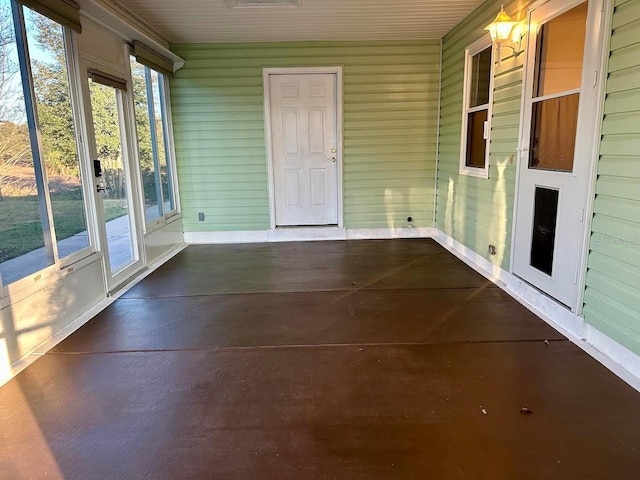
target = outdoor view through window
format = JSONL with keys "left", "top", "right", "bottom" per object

{"left": 1, "top": 2, "right": 177, "bottom": 287}
{"left": 130, "top": 57, "right": 175, "bottom": 223}
{"left": 0, "top": 1, "right": 90, "bottom": 285}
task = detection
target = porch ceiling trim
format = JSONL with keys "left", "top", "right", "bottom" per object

{"left": 98, "top": 0, "right": 486, "bottom": 44}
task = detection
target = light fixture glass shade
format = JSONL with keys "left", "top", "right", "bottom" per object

{"left": 485, "top": 7, "right": 517, "bottom": 43}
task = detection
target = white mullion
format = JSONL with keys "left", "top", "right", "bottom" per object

{"left": 56, "top": 27, "right": 97, "bottom": 267}
{"left": 467, "top": 103, "right": 489, "bottom": 114}
{"left": 161, "top": 74, "right": 181, "bottom": 217}
{"left": 532, "top": 87, "right": 582, "bottom": 104}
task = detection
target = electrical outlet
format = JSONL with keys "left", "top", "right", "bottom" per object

{"left": 488, "top": 244, "right": 497, "bottom": 255}
{"left": 198, "top": 212, "right": 205, "bottom": 222}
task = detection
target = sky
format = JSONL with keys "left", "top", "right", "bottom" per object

{"left": 1, "top": 1, "right": 62, "bottom": 123}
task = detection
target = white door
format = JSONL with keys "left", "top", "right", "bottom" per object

{"left": 512, "top": 0, "right": 605, "bottom": 308}
{"left": 82, "top": 65, "right": 143, "bottom": 291}
{"left": 269, "top": 73, "right": 338, "bottom": 226}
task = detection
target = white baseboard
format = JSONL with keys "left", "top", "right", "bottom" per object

{"left": 185, "top": 230, "right": 268, "bottom": 244}
{"left": 2, "top": 243, "right": 188, "bottom": 387}
{"left": 583, "top": 324, "right": 640, "bottom": 391}
{"left": 185, "top": 227, "right": 436, "bottom": 244}
{"left": 346, "top": 227, "right": 436, "bottom": 240}
{"left": 433, "top": 230, "right": 640, "bottom": 392}
{"left": 270, "top": 227, "right": 346, "bottom": 242}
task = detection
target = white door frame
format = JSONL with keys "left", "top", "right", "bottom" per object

{"left": 78, "top": 57, "right": 145, "bottom": 293}
{"left": 510, "top": 0, "right": 612, "bottom": 313}
{"left": 263, "top": 67, "right": 344, "bottom": 229}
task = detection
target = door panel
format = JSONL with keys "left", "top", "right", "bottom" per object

{"left": 88, "top": 80, "right": 135, "bottom": 274}
{"left": 513, "top": 0, "right": 602, "bottom": 308}
{"left": 310, "top": 169, "right": 327, "bottom": 206}
{"left": 83, "top": 67, "right": 143, "bottom": 290}
{"left": 309, "top": 108, "right": 326, "bottom": 154}
{"left": 269, "top": 74, "right": 338, "bottom": 226}
{"left": 285, "top": 169, "right": 301, "bottom": 206}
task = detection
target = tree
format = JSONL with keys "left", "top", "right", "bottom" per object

{"left": 1, "top": 6, "right": 156, "bottom": 200}
{"left": 131, "top": 60, "right": 164, "bottom": 205}
{"left": 88, "top": 80, "right": 126, "bottom": 197}
{"left": 131, "top": 60, "right": 153, "bottom": 171}
{"left": 0, "top": 3, "right": 32, "bottom": 201}
{"left": 30, "top": 11, "right": 156, "bottom": 199}
{"left": 30, "top": 12, "right": 78, "bottom": 176}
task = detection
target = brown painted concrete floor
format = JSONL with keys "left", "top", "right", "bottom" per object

{"left": 1, "top": 239, "right": 640, "bottom": 479}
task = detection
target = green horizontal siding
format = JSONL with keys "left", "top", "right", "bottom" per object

{"left": 439, "top": 0, "right": 640, "bottom": 354}
{"left": 584, "top": 0, "right": 640, "bottom": 355}
{"left": 436, "top": 0, "right": 531, "bottom": 271}
{"left": 170, "top": 40, "right": 441, "bottom": 232}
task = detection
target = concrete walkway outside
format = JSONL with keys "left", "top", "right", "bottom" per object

{"left": 0, "top": 214, "right": 133, "bottom": 285}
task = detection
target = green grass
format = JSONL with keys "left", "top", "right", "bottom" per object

{"left": 0, "top": 195, "right": 127, "bottom": 263}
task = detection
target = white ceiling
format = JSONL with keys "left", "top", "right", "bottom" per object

{"left": 110, "top": 0, "right": 486, "bottom": 44}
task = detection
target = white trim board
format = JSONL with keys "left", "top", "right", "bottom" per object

{"left": 433, "top": 230, "right": 640, "bottom": 393}
{"left": 185, "top": 227, "right": 436, "bottom": 244}
{"left": 458, "top": 33, "right": 493, "bottom": 179}
{"left": 0, "top": 242, "right": 188, "bottom": 388}
{"left": 78, "top": 0, "right": 185, "bottom": 72}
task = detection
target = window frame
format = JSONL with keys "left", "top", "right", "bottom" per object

{"left": 459, "top": 35, "right": 494, "bottom": 179}
{"left": 159, "top": 73, "right": 180, "bottom": 222}
{"left": 0, "top": 1, "right": 95, "bottom": 295}
{"left": 126, "top": 50, "right": 180, "bottom": 234}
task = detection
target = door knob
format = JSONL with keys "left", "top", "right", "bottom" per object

{"left": 330, "top": 157, "right": 336, "bottom": 163}
{"left": 331, "top": 148, "right": 336, "bottom": 154}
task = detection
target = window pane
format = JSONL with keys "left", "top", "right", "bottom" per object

{"left": 528, "top": 94, "right": 579, "bottom": 172}
{"left": 530, "top": 187, "right": 559, "bottom": 276}
{"left": 465, "top": 109, "right": 488, "bottom": 168}
{"left": 131, "top": 56, "right": 175, "bottom": 222}
{"left": 151, "top": 71, "right": 174, "bottom": 213}
{"left": 0, "top": 0, "right": 52, "bottom": 285}
{"left": 130, "top": 57, "right": 161, "bottom": 222}
{"left": 469, "top": 47, "right": 492, "bottom": 108}
{"left": 89, "top": 80, "right": 134, "bottom": 273}
{"left": 533, "top": 2, "right": 587, "bottom": 97}
{"left": 24, "top": 8, "right": 89, "bottom": 258}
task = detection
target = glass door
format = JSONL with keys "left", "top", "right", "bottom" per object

{"left": 512, "top": 0, "right": 605, "bottom": 309}
{"left": 84, "top": 68, "right": 142, "bottom": 290}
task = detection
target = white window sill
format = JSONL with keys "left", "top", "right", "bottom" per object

{"left": 459, "top": 166, "right": 489, "bottom": 179}
{"left": 144, "top": 212, "right": 182, "bottom": 235}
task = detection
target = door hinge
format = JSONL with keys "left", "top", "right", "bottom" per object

{"left": 593, "top": 70, "right": 598, "bottom": 88}
{"left": 574, "top": 270, "right": 579, "bottom": 284}
{"left": 579, "top": 208, "right": 585, "bottom": 222}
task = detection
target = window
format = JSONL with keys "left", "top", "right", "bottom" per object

{"left": 528, "top": 2, "right": 587, "bottom": 173}
{"left": 460, "top": 37, "right": 493, "bottom": 177}
{"left": 0, "top": 0, "right": 89, "bottom": 287}
{"left": 130, "top": 56, "right": 176, "bottom": 225}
